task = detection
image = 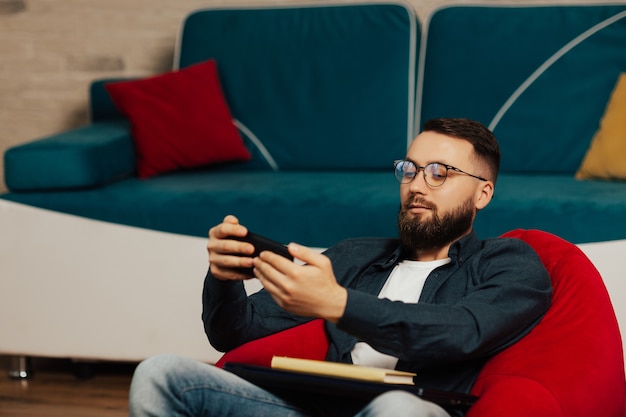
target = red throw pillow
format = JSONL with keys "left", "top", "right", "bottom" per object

{"left": 215, "top": 319, "right": 330, "bottom": 368}
{"left": 105, "top": 60, "right": 250, "bottom": 178}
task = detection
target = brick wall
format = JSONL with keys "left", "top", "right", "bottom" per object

{"left": 0, "top": 0, "right": 618, "bottom": 191}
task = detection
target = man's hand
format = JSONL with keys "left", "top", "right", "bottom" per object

{"left": 253, "top": 243, "right": 348, "bottom": 323}
{"left": 207, "top": 215, "right": 256, "bottom": 280}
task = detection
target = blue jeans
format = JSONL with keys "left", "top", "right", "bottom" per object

{"left": 129, "top": 355, "right": 451, "bottom": 417}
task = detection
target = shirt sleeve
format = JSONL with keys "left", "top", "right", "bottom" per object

{"left": 201, "top": 269, "right": 308, "bottom": 352}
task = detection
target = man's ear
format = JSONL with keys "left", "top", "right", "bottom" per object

{"left": 475, "top": 180, "right": 494, "bottom": 211}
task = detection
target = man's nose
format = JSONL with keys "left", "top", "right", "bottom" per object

{"left": 408, "top": 169, "right": 429, "bottom": 193}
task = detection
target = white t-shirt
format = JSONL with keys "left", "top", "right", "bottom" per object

{"left": 351, "top": 257, "right": 451, "bottom": 369}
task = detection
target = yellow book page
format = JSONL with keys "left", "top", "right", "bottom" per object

{"left": 271, "top": 356, "right": 416, "bottom": 385}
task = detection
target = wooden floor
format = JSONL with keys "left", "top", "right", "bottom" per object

{"left": 0, "top": 355, "right": 136, "bottom": 417}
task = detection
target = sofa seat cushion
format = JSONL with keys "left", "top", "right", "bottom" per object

{"left": 4, "top": 121, "right": 135, "bottom": 191}
{"left": 0, "top": 170, "right": 400, "bottom": 248}
{"left": 3, "top": 172, "right": 626, "bottom": 247}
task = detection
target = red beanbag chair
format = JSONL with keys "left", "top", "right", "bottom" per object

{"left": 215, "top": 318, "right": 329, "bottom": 368}
{"left": 468, "top": 229, "right": 625, "bottom": 417}
{"left": 215, "top": 229, "right": 626, "bottom": 416}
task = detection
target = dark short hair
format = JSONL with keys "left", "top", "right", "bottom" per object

{"left": 422, "top": 118, "right": 501, "bottom": 184}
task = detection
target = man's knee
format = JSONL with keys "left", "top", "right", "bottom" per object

{"left": 132, "top": 354, "right": 180, "bottom": 390}
{"left": 129, "top": 354, "right": 202, "bottom": 416}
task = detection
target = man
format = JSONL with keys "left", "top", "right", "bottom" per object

{"left": 129, "top": 118, "right": 552, "bottom": 417}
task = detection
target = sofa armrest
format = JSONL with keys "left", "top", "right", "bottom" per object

{"left": 4, "top": 121, "right": 135, "bottom": 191}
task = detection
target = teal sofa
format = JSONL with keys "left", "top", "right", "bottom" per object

{"left": 1, "top": 2, "right": 626, "bottom": 372}
{"left": 421, "top": 4, "right": 626, "bottom": 245}
{"left": 3, "top": 3, "right": 626, "bottom": 247}
{"left": 2, "top": 3, "right": 418, "bottom": 248}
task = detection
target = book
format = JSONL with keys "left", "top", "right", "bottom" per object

{"left": 224, "top": 362, "right": 478, "bottom": 410}
{"left": 270, "top": 356, "right": 416, "bottom": 385}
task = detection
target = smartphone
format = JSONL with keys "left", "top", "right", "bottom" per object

{"left": 230, "top": 231, "right": 293, "bottom": 275}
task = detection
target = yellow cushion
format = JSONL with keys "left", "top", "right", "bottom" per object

{"left": 576, "top": 73, "right": 626, "bottom": 180}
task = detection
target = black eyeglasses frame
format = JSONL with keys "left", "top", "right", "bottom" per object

{"left": 393, "top": 159, "right": 488, "bottom": 187}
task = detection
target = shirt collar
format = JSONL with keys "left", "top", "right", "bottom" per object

{"left": 447, "top": 230, "right": 482, "bottom": 266}
{"left": 384, "top": 230, "right": 482, "bottom": 267}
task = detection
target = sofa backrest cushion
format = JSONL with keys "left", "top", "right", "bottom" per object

{"left": 419, "top": 5, "right": 626, "bottom": 174}
{"left": 468, "top": 229, "right": 626, "bottom": 417}
{"left": 175, "top": 3, "right": 419, "bottom": 171}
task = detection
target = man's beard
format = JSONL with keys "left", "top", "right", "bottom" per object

{"left": 397, "top": 196, "right": 475, "bottom": 254}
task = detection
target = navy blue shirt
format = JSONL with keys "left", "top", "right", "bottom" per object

{"left": 203, "top": 230, "right": 551, "bottom": 396}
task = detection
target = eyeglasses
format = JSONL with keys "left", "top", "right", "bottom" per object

{"left": 394, "top": 159, "right": 488, "bottom": 187}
